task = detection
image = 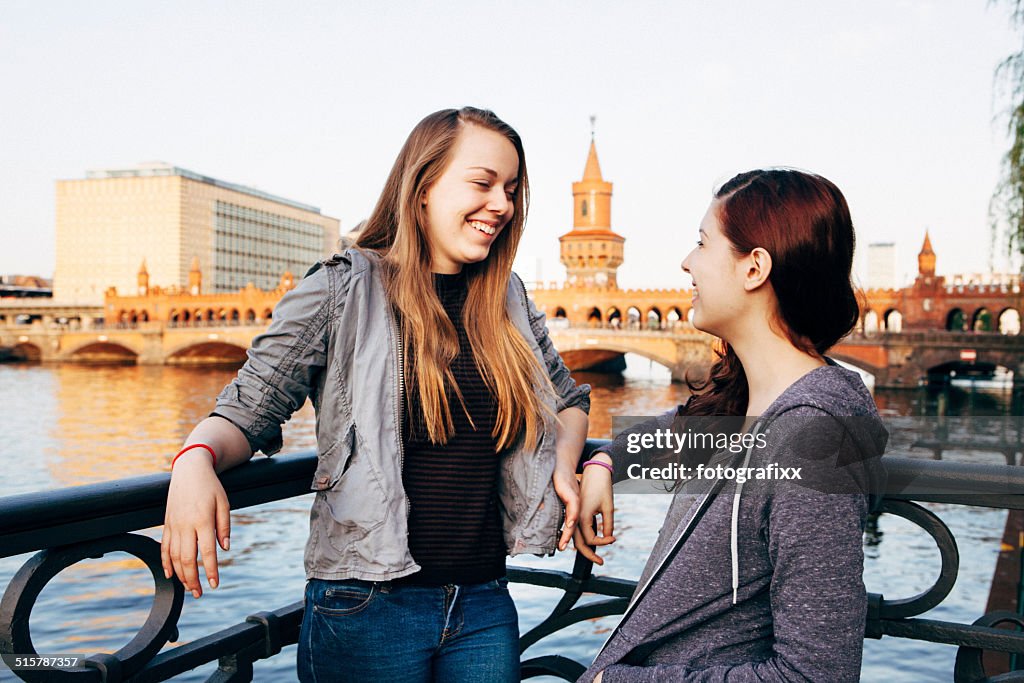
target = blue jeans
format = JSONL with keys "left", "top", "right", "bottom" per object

{"left": 297, "top": 577, "right": 520, "bottom": 682}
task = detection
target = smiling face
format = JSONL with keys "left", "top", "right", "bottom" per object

{"left": 422, "top": 123, "right": 520, "bottom": 273}
{"left": 681, "top": 200, "right": 750, "bottom": 340}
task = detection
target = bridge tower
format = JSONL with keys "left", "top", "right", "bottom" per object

{"left": 559, "top": 130, "right": 625, "bottom": 289}
{"left": 904, "top": 230, "right": 945, "bottom": 330}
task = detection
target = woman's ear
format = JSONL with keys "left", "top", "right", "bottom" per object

{"left": 743, "top": 247, "right": 772, "bottom": 291}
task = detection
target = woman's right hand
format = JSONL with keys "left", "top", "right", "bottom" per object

{"left": 161, "top": 453, "right": 231, "bottom": 598}
{"left": 575, "top": 454, "right": 616, "bottom": 565}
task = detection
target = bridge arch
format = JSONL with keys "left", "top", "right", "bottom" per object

{"left": 553, "top": 306, "right": 567, "bottom": 319}
{"left": 262, "top": 308, "right": 273, "bottom": 321}
{"left": 245, "top": 309, "right": 257, "bottom": 324}
{"left": 557, "top": 339, "right": 679, "bottom": 375}
{"left": 863, "top": 310, "right": 880, "bottom": 335}
{"left": 998, "top": 308, "right": 1020, "bottom": 335}
{"left": 646, "top": 307, "right": 662, "bottom": 329}
{"left": 166, "top": 341, "right": 249, "bottom": 365}
{"left": 66, "top": 341, "right": 139, "bottom": 364}
{"left": 587, "top": 307, "right": 602, "bottom": 323}
{"left": 972, "top": 307, "right": 994, "bottom": 332}
{"left": 606, "top": 307, "right": 622, "bottom": 327}
{"left": 828, "top": 352, "right": 882, "bottom": 380}
{"left": 882, "top": 308, "right": 902, "bottom": 333}
{"left": 9, "top": 342, "right": 42, "bottom": 362}
{"left": 666, "top": 307, "right": 683, "bottom": 328}
{"left": 626, "top": 306, "right": 641, "bottom": 328}
{"left": 946, "top": 308, "right": 966, "bottom": 332}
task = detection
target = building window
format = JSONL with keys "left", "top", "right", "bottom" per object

{"left": 212, "top": 200, "right": 323, "bottom": 293}
{"left": 581, "top": 200, "right": 588, "bottom": 217}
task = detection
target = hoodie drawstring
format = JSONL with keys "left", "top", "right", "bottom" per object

{"left": 731, "top": 424, "right": 765, "bottom": 605}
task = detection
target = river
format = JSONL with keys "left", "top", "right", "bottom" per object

{"left": 0, "top": 358, "right": 1019, "bottom": 682}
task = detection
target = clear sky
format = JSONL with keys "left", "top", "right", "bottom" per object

{"left": 1, "top": 1, "right": 1020, "bottom": 289}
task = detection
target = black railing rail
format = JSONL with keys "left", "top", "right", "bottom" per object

{"left": 2, "top": 442, "right": 1024, "bottom": 682}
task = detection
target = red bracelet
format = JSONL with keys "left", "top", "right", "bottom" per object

{"left": 582, "top": 458, "right": 614, "bottom": 476}
{"left": 172, "top": 443, "right": 218, "bottom": 470}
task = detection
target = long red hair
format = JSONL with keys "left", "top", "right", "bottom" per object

{"left": 686, "top": 169, "right": 860, "bottom": 416}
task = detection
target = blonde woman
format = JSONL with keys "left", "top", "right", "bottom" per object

{"left": 161, "top": 107, "right": 592, "bottom": 682}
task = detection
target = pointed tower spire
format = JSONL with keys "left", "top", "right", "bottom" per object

{"left": 920, "top": 230, "right": 934, "bottom": 255}
{"left": 918, "top": 229, "right": 936, "bottom": 277}
{"left": 582, "top": 140, "right": 604, "bottom": 181}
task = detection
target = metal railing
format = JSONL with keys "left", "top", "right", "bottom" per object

{"left": 2, "top": 442, "right": 1024, "bottom": 682}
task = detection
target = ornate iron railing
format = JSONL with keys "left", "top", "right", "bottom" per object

{"left": 1, "top": 442, "right": 1024, "bottom": 682}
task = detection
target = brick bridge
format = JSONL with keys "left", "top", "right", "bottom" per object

{"left": 0, "top": 321, "right": 260, "bottom": 365}
{"left": 546, "top": 326, "right": 1024, "bottom": 387}
{"left": 3, "top": 139, "right": 1023, "bottom": 386}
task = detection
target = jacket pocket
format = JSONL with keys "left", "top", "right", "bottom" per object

{"left": 318, "top": 426, "right": 388, "bottom": 550}
{"left": 312, "top": 581, "right": 378, "bottom": 617}
{"left": 310, "top": 423, "right": 356, "bottom": 491}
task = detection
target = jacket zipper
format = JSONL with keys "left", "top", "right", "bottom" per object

{"left": 514, "top": 275, "right": 562, "bottom": 546}
{"left": 595, "top": 424, "right": 763, "bottom": 656}
{"left": 389, "top": 304, "right": 409, "bottom": 520}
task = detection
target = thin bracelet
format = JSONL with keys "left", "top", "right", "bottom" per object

{"left": 172, "top": 443, "right": 218, "bottom": 470}
{"left": 582, "top": 459, "right": 614, "bottom": 476}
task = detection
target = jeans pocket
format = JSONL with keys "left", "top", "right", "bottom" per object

{"left": 312, "top": 580, "right": 377, "bottom": 617}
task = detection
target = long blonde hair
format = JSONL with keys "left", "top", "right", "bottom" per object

{"left": 356, "top": 107, "right": 550, "bottom": 450}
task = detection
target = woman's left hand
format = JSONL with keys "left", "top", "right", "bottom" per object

{"left": 552, "top": 465, "right": 580, "bottom": 551}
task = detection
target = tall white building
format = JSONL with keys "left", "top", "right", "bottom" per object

{"left": 867, "top": 242, "right": 897, "bottom": 290}
{"left": 54, "top": 163, "right": 340, "bottom": 304}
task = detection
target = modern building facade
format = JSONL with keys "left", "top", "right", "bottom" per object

{"left": 867, "top": 241, "right": 898, "bottom": 290}
{"left": 54, "top": 163, "right": 340, "bottom": 304}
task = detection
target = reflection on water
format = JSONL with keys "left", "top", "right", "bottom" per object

{"left": 28, "top": 554, "right": 154, "bottom": 653}
{"left": 0, "top": 356, "right": 1019, "bottom": 681}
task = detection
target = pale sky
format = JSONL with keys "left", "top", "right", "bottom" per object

{"left": 1, "top": 1, "right": 1021, "bottom": 289}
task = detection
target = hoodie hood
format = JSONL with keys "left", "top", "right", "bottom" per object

{"left": 728, "top": 358, "right": 888, "bottom": 603}
{"left": 586, "top": 358, "right": 889, "bottom": 680}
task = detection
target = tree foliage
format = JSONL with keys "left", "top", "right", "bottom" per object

{"left": 992, "top": 0, "right": 1024, "bottom": 265}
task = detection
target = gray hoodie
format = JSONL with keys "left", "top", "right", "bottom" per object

{"left": 580, "top": 362, "right": 887, "bottom": 683}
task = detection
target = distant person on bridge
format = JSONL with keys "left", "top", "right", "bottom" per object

{"left": 160, "top": 107, "right": 593, "bottom": 683}
{"left": 577, "top": 169, "right": 887, "bottom": 682}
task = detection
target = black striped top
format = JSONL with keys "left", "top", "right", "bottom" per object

{"left": 397, "top": 270, "right": 506, "bottom": 585}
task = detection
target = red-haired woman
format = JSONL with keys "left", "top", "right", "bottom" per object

{"left": 578, "top": 169, "right": 886, "bottom": 682}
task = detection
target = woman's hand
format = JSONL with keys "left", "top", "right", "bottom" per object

{"left": 553, "top": 465, "right": 581, "bottom": 552}
{"left": 161, "top": 453, "right": 231, "bottom": 598}
{"left": 576, "top": 454, "right": 615, "bottom": 565}
{"left": 551, "top": 406, "right": 589, "bottom": 554}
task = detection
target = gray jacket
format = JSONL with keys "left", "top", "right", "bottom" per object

{"left": 581, "top": 362, "right": 887, "bottom": 682}
{"left": 213, "top": 249, "right": 590, "bottom": 581}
